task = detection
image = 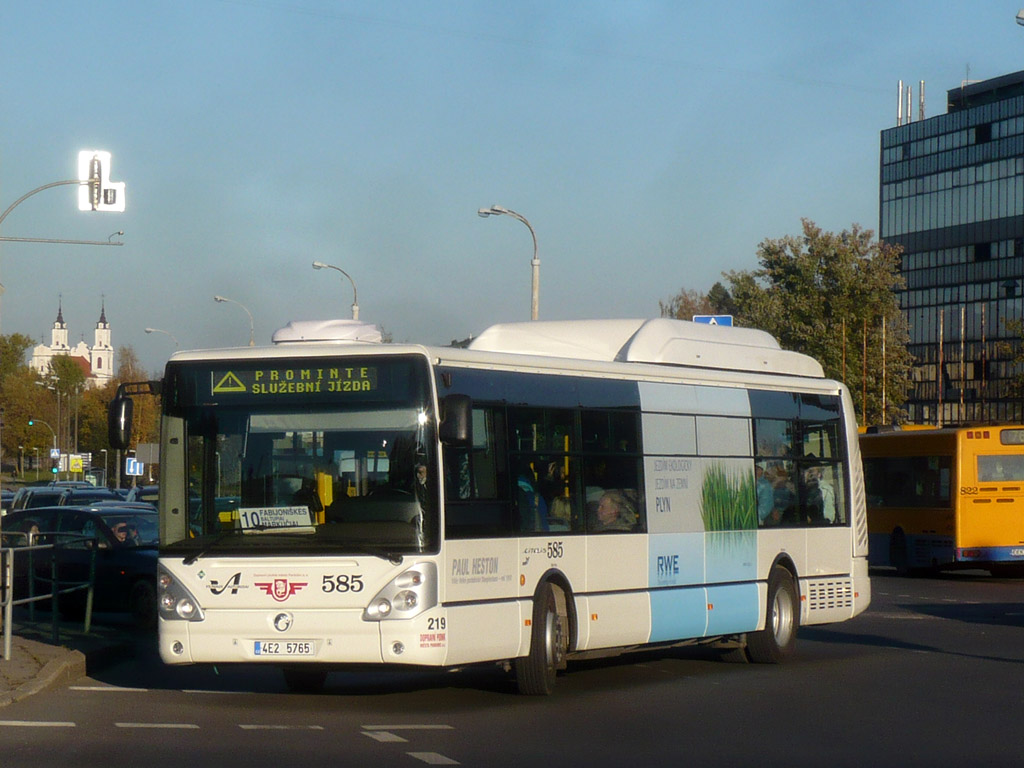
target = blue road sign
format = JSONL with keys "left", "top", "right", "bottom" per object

{"left": 692, "top": 314, "right": 733, "bottom": 326}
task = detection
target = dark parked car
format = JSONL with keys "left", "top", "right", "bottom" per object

{"left": 9, "top": 485, "right": 122, "bottom": 512}
{"left": 2, "top": 504, "right": 158, "bottom": 627}
{"left": 125, "top": 485, "right": 159, "bottom": 504}
{"left": 8, "top": 486, "right": 71, "bottom": 511}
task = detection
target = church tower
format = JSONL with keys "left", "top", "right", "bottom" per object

{"left": 50, "top": 298, "right": 69, "bottom": 351}
{"left": 91, "top": 300, "right": 114, "bottom": 383}
{"left": 29, "top": 297, "right": 114, "bottom": 387}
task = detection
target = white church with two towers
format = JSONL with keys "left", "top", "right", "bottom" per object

{"left": 29, "top": 300, "right": 114, "bottom": 387}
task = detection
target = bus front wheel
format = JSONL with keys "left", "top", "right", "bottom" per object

{"left": 747, "top": 565, "right": 799, "bottom": 664}
{"left": 515, "top": 582, "right": 567, "bottom": 695}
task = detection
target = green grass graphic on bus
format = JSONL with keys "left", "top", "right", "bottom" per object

{"left": 700, "top": 463, "right": 756, "bottom": 531}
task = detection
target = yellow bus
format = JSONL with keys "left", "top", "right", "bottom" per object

{"left": 861, "top": 425, "right": 1024, "bottom": 575}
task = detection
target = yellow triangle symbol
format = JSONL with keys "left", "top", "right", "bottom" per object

{"left": 213, "top": 371, "right": 247, "bottom": 393}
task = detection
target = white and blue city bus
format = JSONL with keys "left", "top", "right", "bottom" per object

{"left": 110, "top": 317, "right": 870, "bottom": 694}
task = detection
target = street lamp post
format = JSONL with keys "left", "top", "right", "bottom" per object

{"left": 477, "top": 204, "right": 540, "bottom": 321}
{"left": 145, "top": 327, "right": 180, "bottom": 348}
{"left": 28, "top": 418, "right": 57, "bottom": 478}
{"left": 213, "top": 295, "right": 255, "bottom": 346}
{"left": 100, "top": 448, "right": 108, "bottom": 488}
{"left": 312, "top": 261, "right": 359, "bottom": 320}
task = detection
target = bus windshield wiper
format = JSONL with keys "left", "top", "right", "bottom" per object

{"left": 182, "top": 529, "right": 242, "bottom": 565}
{"left": 344, "top": 542, "right": 404, "bottom": 565}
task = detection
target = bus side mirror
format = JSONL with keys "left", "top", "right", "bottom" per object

{"left": 439, "top": 394, "right": 471, "bottom": 446}
{"left": 108, "top": 392, "right": 134, "bottom": 450}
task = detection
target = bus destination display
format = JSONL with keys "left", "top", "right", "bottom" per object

{"left": 210, "top": 366, "right": 378, "bottom": 397}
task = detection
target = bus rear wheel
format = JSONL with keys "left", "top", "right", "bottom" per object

{"left": 747, "top": 565, "right": 799, "bottom": 664}
{"left": 515, "top": 582, "right": 567, "bottom": 695}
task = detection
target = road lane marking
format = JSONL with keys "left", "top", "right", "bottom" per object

{"left": 239, "top": 724, "right": 325, "bottom": 730}
{"left": 363, "top": 731, "right": 408, "bottom": 742}
{"left": 115, "top": 723, "right": 200, "bottom": 729}
{"left": 0, "top": 721, "right": 76, "bottom": 728}
{"left": 70, "top": 685, "right": 149, "bottom": 692}
{"left": 362, "top": 724, "right": 454, "bottom": 730}
{"left": 408, "top": 753, "right": 459, "bottom": 765}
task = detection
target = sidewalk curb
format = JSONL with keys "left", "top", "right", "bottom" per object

{"left": 0, "top": 649, "right": 86, "bottom": 706}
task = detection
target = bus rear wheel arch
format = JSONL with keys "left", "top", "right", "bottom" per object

{"left": 515, "top": 581, "right": 570, "bottom": 695}
{"left": 746, "top": 563, "right": 799, "bottom": 664}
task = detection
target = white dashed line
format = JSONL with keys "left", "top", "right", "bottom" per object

{"left": 0, "top": 721, "right": 76, "bottom": 728}
{"left": 115, "top": 722, "right": 200, "bottom": 729}
{"left": 363, "top": 730, "right": 408, "bottom": 742}
{"left": 362, "top": 724, "right": 455, "bottom": 730}
{"left": 408, "top": 753, "right": 459, "bottom": 765}
{"left": 239, "top": 724, "right": 325, "bottom": 730}
{"left": 70, "top": 685, "right": 149, "bottom": 693}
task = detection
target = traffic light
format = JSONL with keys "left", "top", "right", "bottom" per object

{"left": 28, "top": 418, "right": 34, "bottom": 426}
{"left": 77, "top": 150, "right": 126, "bottom": 212}
{"left": 50, "top": 457, "right": 59, "bottom": 474}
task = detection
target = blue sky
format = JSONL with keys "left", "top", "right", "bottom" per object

{"left": 3, "top": 1, "right": 1024, "bottom": 373}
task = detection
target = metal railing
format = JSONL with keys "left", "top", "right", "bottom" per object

{"left": 1, "top": 531, "right": 98, "bottom": 660}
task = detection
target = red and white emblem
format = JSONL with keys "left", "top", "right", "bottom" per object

{"left": 255, "top": 579, "right": 307, "bottom": 602}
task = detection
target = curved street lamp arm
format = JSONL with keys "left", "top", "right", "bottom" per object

{"left": 0, "top": 180, "right": 83, "bottom": 228}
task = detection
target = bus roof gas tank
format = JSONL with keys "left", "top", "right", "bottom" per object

{"left": 272, "top": 319, "right": 383, "bottom": 344}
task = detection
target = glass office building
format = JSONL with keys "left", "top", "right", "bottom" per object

{"left": 880, "top": 70, "right": 1024, "bottom": 425}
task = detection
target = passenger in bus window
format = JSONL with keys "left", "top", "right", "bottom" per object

{"left": 414, "top": 463, "right": 431, "bottom": 509}
{"left": 593, "top": 489, "right": 636, "bottom": 532}
{"left": 771, "top": 466, "right": 797, "bottom": 525}
{"left": 539, "top": 460, "right": 565, "bottom": 507}
{"left": 516, "top": 461, "right": 548, "bottom": 532}
{"left": 548, "top": 496, "right": 572, "bottom": 531}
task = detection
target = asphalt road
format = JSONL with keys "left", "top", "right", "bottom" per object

{"left": 2, "top": 571, "right": 1022, "bottom": 767}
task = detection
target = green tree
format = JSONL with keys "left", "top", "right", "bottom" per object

{"left": 0, "top": 333, "right": 33, "bottom": 385}
{"left": 660, "top": 281, "right": 736, "bottom": 321}
{"left": 0, "top": 335, "right": 51, "bottom": 475}
{"left": 724, "top": 219, "right": 912, "bottom": 426}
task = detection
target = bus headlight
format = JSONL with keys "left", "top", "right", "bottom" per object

{"left": 362, "top": 563, "right": 436, "bottom": 622}
{"left": 157, "top": 566, "right": 205, "bottom": 622}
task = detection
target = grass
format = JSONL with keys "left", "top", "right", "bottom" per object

{"left": 700, "top": 462, "right": 756, "bottom": 531}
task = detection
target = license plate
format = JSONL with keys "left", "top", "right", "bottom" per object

{"left": 253, "top": 640, "right": 315, "bottom": 656}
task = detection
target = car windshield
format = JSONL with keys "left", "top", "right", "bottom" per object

{"left": 100, "top": 512, "right": 159, "bottom": 547}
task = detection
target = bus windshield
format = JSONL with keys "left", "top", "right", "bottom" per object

{"left": 162, "top": 355, "right": 438, "bottom": 557}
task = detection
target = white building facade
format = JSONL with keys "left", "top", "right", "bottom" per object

{"left": 30, "top": 301, "right": 114, "bottom": 387}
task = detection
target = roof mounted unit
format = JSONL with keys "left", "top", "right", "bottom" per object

{"left": 272, "top": 319, "right": 383, "bottom": 344}
{"left": 469, "top": 318, "right": 824, "bottom": 378}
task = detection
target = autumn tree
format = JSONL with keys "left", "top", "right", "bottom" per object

{"left": 723, "top": 219, "right": 911, "bottom": 425}
{"left": 660, "top": 281, "right": 735, "bottom": 320}
{"left": 0, "top": 335, "right": 54, "bottom": 474}
{"left": 114, "top": 345, "right": 161, "bottom": 447}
